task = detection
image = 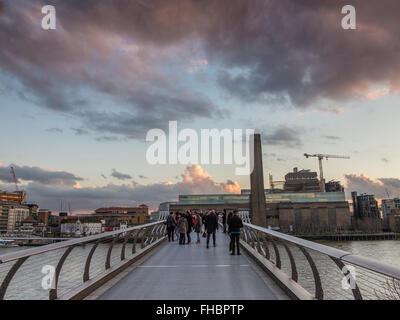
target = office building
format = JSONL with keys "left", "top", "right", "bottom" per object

{"left": 351, "top": 192, "right": 380, "bottom": 218}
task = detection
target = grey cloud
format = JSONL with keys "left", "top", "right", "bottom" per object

{"left": 7, "top": 165, "right": 241, "bottom": 211}
{"left": 46, "top": 128, "right": 63, "bottom": 134}
{"left": 344, "top": 174, "right": 400, "bottom": 199}
{"left": 111, "top": 169, "right": 132, "bottom": 181}
{"left": 261, "top": 126, "right": 303, "bottom": 148}
{"left": 72, "top": 128, "right": 90, "bottom": 136}
{"left": 138, "top": 175, "right": 148, "bottom": 179}
{"left": 0, "top": 164, "right": 83, "bottom": 186}
{"left": 1, "top": 0, "right": 400, "bottom": 140}
{"left": 381, "top": 158, "right": 389, "bottom": 163}
{"left": 325, "top": 136, "right": 341, "bottom": 140}
{"left": 0, "top": 0, "right": 225, "bottom": 140}
{"left": 95, "top": 136, "right": 120, "bottom": 143}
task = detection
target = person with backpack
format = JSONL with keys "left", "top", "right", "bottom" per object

{"left": 166, "top": 211, "right": 176, "bottom": 242}
{"left": 177, "top": 213, "right": 188, "bottom": 245}
{"left": 194, "top": 213, "right": 202, "bottom": 244}
{"left": 228, "top": 210, "right": 243, "bottom": 255}
{"left": 206, "top": 210, "right": 219, "bottom": 248}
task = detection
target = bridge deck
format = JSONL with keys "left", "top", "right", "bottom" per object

{"left": 98, "top": 231, "right": 285, "bottom": 300}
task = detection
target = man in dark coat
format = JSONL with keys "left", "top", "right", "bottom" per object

{"left": 222, "top": 210, "right": 227, "bottom": 233}
{"left": 228, "top": 210, "right": 243, "bottom": 255}
{"left": 185, "top": 211, "right": 194, "bottom": 244}
{"left": 206, "top": 210, "right": 219, "bottom": 248}
{"left": 227, "top": 211, "right": 234, "bottom": 251}
{"left": 166, "top": 212, "right": 176, "bottom": 242}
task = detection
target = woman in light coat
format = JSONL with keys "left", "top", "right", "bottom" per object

{"left": 194, "top": 213, "right": 202, "bottom": 244}
{"left": 177, "top": 214, "right": 188, "bottom": 245}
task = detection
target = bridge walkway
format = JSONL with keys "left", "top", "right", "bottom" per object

{"left": 97, "top": 230, "right": 287, "bottom": 300}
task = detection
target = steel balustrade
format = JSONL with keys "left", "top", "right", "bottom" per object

{"left": 0, "top": 220, "right": 166, "bottom": 300}
{"left": 241, "top": 221, "right": 400, "bottom": 300}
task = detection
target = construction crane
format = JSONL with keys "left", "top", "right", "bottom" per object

{"left": 10, "top": 166, "right": 19, "bottom": 192}
{"left": 304, "top": 153, "right": 350, "bottom": 192}
{"left": 269, "top": 174, "right": 285, "bottom": 193}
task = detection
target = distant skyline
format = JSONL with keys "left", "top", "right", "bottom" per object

{"left": 1, "top": 0, "right": 400, "bottom": 211}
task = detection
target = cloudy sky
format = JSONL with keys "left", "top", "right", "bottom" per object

{"left": 0, "top": 0, "right": 399, "bottom": 212}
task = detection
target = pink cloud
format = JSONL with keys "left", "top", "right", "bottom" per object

{"left": 365, "top": 88, "right": 390, "bottom": 100}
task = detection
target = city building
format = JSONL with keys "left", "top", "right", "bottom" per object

{"left": 19, "top": 215, "right": 38, "bottom": 234}
{"left": 381, "top": 198, "right": 400, "bottom": 219}
{"left": 93, "top": 204, "right": 149, "bottom": 229}
{"left": 0, "top": 203, "right": 9, "bottom": 233}
{"left": 387, "top": 209, "right": 400, "bottom": 232}
{"left": 351, "top": 192, "right": 381, "bottom": 218}
{"left": 38, "top": 209, "right": 51, "bottom": 227}
{"left": 47, "top": 214, "right": 61, "bottom": 234}
{"left": 60, "top": 216, "right": 102, "bottom": 236}
{"left": 325, "top": 181, "right": 344, "bottom": 192}
{"left": 6, "top": 204, "right": 30, "bottom": 233}
{"left": 283, "top": 168, "right": 321, "bottom": 193}
{"left": 165, "top": 190, "right": 351, "bottom": 233}
{"left": 94, "top": 204, "right": 149, "bottom": 215}
{"left": 28, "top": 204, "right": 39, "bottom": 217}
{"left": 0, "top": 190, "right": 26, "bottom": 204}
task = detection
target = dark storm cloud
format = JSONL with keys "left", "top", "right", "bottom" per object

{"left": 111, "top": 169, "right": 132, "bottom": 181}
{"left": 0, "top": 0, "right": 224, "bottom": 139}
{"left": 1, "top": 0, "right": 400, "bottom": 137}
{"left": 0, "top": 164, "right": 83, "bottom": 186}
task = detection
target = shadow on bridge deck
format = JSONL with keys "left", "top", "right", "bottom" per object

{"left": 96, "top": 231, "right": 287, "bottom": 300}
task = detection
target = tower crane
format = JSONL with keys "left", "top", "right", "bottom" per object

{"left": 269, "top": 174, "right": 285, "bottom": 193}
{"left": 10, "top": 166, "right": 19, "bottom": 192}
{"left": 303, "top": 153, "right": 350, "bottom": 192}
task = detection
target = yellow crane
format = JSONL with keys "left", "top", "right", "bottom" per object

{"left": 303, "top": 153, "right": 350, "bottom": 192}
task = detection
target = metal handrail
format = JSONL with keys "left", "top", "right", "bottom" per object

{"left": 0, "top": 221, "right": 163, "bottom": 263}
{"left": 244, "top": 222, "right": 400, "bottom": 280}
{"left": 0, "top": 220, "right": 167, "bottom": 300}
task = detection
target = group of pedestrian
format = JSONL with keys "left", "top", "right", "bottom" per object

{"left": 165, "top": 209, "right": 243, "bottom": 254}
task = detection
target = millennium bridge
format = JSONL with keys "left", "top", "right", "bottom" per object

{"left": 0, "top": 213, "right": 399, "bottom": 300}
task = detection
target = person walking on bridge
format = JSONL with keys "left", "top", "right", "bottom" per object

{"left": 185, "top": 211, "right": 194, "bottom": 245}
{"left": 229, "top": 210, "right": 243, "bottom": 255}
{"left": 206, "top": 210, "right": 218, "bottom": 248}
{"left": 194, "top": 213, "right": 202, "bottom": 244}
{"left": 222, "top": 209, "right": 227, "bottom": 233}
{"left": 177, "top": 214, "right": 188, "bottom": 245}
{"left": 227, "top": 211, "right": 233, "bottom": 252}
{"left": 166, "top": 212, "right": 176, "bottom": 242}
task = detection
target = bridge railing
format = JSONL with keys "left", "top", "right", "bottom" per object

{"left": 241, "top": 222, "right": 400, "bottom": 300}
{"left": 0, "top": 220, "right": 167, "bottom": 300}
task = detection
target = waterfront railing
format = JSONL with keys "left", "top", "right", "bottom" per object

{"left": 0, "top": 218, "right": 168, "bottom": 300}
{"left": 241, "top": 221, "right": 400, "bottom": 300}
